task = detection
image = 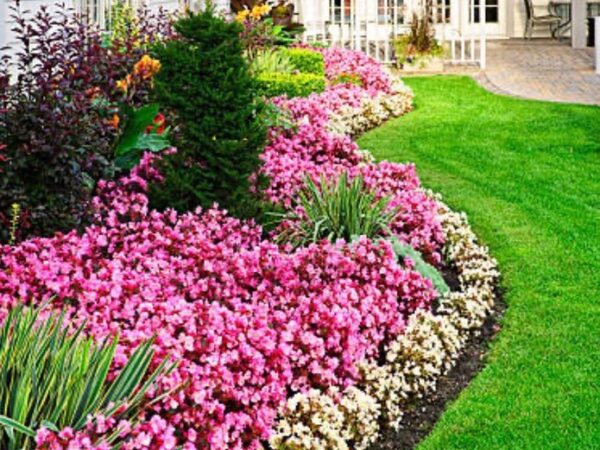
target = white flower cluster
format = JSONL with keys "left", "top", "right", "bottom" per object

{"left": 358, "top": 310, "right": 464, "bottom": 428}
{"left": 270, "top": 202, "right": 500, "bottom": 449}
{"left": 269, "top": 387, "right": 380, "bottom": 450}
{"left": 436, "top": 203, "right": 500, "bottom": 332}
{"left": 327, "top": 81, "right": 414, "bottom": 138}
{"left": 363, "top": 201, "right": 499, "bottom": 428}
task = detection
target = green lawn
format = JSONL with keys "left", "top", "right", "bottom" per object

{"left": 359, "top": 76, "right": 600, "bottom": 450}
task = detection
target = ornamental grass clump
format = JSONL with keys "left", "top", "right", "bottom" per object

{"left": 0, "top": 303, "right": 176, "bottom": 450}
{"left": 249, "top": 48, "right": 295, "bottom": 75}
{"left": 274, "top": 173, "right": 399, "bottom": 247}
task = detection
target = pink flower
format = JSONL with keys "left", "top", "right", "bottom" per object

{"left": 0, "top": 45, "right": 447, "bottom": 450}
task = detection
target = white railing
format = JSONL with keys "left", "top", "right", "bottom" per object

{"left": 299, "top": 0, "right": 406, "bottom": 64}
{"left": 448, "top": 30, "right": 486, "bottom": 68}
{"left": 297, "top": 0, "right": 487, "bottom": 69}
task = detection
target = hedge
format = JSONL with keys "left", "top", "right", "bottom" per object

{"left": 279, "top": 48, "right": 325, "bottom": 75}
{"left": 257, "top": 72, "right": 326, "bottom": 98}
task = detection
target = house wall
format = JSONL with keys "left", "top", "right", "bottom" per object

{"left": 0, "top": 1, "right": 7, "bottom": 52}
{"left": 0, "top": 0, "right": 221, "bottom": 54}
{"left": 1, "top": 0, "right": 71, "bottom": 56}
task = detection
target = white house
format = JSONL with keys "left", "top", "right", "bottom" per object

{"left": 0, "top": 0, "right": 230, "bottom": 52}
{"left": 295, "top": 0, "right": 599, "bottom": 63}
{"left": 1, "top": 0, "right": 598, "bottom": 67}
{"left": 295, "top": 0, "right": 599, "bottom": 40}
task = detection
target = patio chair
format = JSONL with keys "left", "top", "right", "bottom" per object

{"left": 523, "top": 0, "right": 562, "bottom": 39}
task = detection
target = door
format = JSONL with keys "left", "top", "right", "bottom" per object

{"left": 464, "top": 0, "right": 507, "bottom": 37}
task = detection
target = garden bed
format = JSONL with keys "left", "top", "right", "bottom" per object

{"left": 370, "top": 288, "right": 506, "bottom": 450}
{"left": 0, "top": 5, "right": 501, "bottom": 449}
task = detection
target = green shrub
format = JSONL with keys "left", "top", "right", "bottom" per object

{"left": 257, "top": 72, "right": 326, "bottom": 98}
{"left": 273, "top": 173, "right": 398, "bottom": 247}
{"left": 279, "top": 47, "right": 325, "bottom": 75}
{"left": 0, "top": 304, "right": 176, "bottom": 449}
{"left": 389, "top": 238, "right": 450, "bottom": 295}
{"left": 150, "top": 8, "right": 267, "bottom": 217}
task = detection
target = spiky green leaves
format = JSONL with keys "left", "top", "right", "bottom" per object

{"left": 0, "top": 304, "right": 177, "bottom": 450}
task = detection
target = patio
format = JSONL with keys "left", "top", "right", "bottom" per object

{"left": 476, "top": 38, "right": 600, "bottom": 104}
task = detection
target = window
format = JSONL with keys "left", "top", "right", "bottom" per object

{"left": 332, "top": 0, "right": 352, "bottom": 22}
{"left": 378, "top": 0, "right": 405, "bottom": 24}
{"left": 432, "top": 0, "right": 451, "bottom": 23}
{"left": 470, "top": 0, "right": 499, "bottom": 23}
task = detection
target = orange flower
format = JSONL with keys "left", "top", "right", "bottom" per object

{"left": 116, "top": 77, "right": 129, "bottom": 93}
{"left": 133, "top": 55, "right": 161, "bottom": 80}
{"left": 107, "top": 114, "right": 120, "bottom": 129}
{"left": 145, "top": 113, "right": 166, "bottom": 135}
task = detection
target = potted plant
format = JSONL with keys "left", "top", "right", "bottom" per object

{"left": 394, "top": 12, "right": 445, "bottom": 72}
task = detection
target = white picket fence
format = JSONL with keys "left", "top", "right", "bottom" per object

{"left": 448, "top": 29, "right": 486, "bottom": 69}
{"left": 296, "top": 0, "right": 487, "bottom": 68}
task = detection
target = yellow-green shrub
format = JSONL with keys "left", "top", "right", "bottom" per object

{"left": 279, "top": 48, "right": 325, "bottom": 75}
{"left": 257, "top": 72, "right": 325, "bottom": 98}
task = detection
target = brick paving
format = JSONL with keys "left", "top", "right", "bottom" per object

{"left": 475, "top": 39, "right": 600, "bottom": 105}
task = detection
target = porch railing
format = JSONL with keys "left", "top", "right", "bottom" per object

{"left": 448, "top": 30, "right": 486, "bottom": 69}
{"left": 297, "top": 0, "right": 487, "bottom": 69}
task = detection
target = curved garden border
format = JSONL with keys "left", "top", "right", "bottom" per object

{"left": 261, "top": 51, "right": 501, "bottom": 449}
{"left": 270, "top": 198, "right": 500, "bottom": 449}
{"left": 0, "top": 42, "right": 502, "bottom": 450}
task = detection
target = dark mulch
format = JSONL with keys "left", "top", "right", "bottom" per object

{"left": 369, "top": 271, "right": 507, "bottom": 450}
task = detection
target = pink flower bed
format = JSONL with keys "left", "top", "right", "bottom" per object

{"left": 0, "top": 199, "right": 436, "bottom": 449}
{"left": 0, "top": 47, "right": 445, "bottom": 449}
{"left": 315, "top": 46, "right": 394, "bottom": 94}
{"left": 259, "top": 48, "right": 443, "bottom": 260}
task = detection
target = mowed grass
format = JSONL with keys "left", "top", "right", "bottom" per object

{"left": 359, "top": 76, "right": 600, "bottom": 450}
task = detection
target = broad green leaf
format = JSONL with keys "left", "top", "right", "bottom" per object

{"left": 389, "top": 238, "right": 450, "bottom": 295}
{"left": 113, "top": 104, "right": 171, "bottom": 170}
{"left": 115, "top": 103, "right": 161, "bottom": 157}
{"left": 133, "top": 132, "right": 171, "bottom": 153}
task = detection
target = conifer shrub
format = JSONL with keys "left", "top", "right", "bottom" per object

{"left": 150, "top": 8, "right": 267, "bottom": 216}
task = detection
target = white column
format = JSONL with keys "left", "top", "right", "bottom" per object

{"left": 0, "top": 0, "right": 6, "bottom": 52}
{"left": 506, "top": 0, "right": 514, "bottom": 37}
{"left": 572, "top": 0, "right": 587, "bottom": 48}
{"left": 594, "top": 17, "right": 600, "bottom": 75}
{"left": 450, "top": 0, "right": 460, "bottom": 32}
{"left": 480, "top": 0, "right": 486, "bottom": 69}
